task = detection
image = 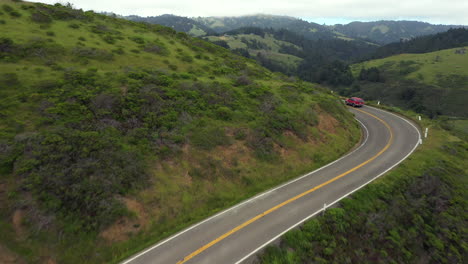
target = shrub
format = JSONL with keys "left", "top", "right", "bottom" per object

{"left": 30, "top": 11, "right": 52, "bottom": 23}
{"left": 129, "top": 36, "right": 145, "bottom": 44}
{"left": 190, "top": 125, "right": 230, "bottom": 150}
{"left": 180, "top": 53, "right": 193, "bottom": 63}
{"left": 101, "top": 34, "right": 115, "bottom": 44}
{"left": 143, "top": 43, "right": 169, "bottom": 55}
{"left": 2, "top": 4, "right": 21, "bottom": 17}
{"left": 72, "top": 46, "right": 113, "bottom": 61}
{"left": 15, "top": 128, "right": 148, "bottom": 230}
{"left": 68, "top": 23, "right": 80, "bottom": 29}
{"left": 235, "top": 75, "right": 252, "bottom": 86}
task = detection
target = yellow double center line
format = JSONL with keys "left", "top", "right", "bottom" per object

{"left": 177, "top": 108, "right": 393, "bottom": 264}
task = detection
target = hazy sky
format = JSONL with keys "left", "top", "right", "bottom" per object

{"left": 31, "top": 0, "right": 468, "bottom": 25}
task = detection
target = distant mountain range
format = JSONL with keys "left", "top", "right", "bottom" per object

{"left": 124, "top": 14, "right": 467, "bottom": 44}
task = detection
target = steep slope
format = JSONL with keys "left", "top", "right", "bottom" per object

{"left": 0, "top": 1, "right": 359, "bottom": 263}
{"left": 332, "top": 20, "right": 466, "bottom": 44}
{"left": 349, "top": 47, "right": 468, "bottom": 117}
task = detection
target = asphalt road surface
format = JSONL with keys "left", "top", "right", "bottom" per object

{"left": 121, "top": 106, "right": 421, "bottom": 264}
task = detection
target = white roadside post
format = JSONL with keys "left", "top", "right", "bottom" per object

{"left": 418, "top": 115, "right": 421, "bottom": 121}
{"left": 425, "top": 128, "right": 428, "bottom": 138}
{"left": 377, "top": 101, "right": 380, "bottom": 105}
{"left": 323, "top": 203, "right": 327, "bottom": 215}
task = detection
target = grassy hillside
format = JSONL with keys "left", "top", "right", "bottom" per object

{"left": 258, "top": 106, "right": 468, "bottom": 264}
{"left": 346, "top": 47, "right": 468, "bottom": 117}
{"left": 353, "top": 46, "right": 468, "bottom": 86}
{"left": 0, "top": 1, "right": 360, "bottom": 263}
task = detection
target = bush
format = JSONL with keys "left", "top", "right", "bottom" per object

{"left": 68, "top": 23, "right": 80, "bottom": 29}
{"left": 190, "top": 124, "right": 230, "bottom": 150}
{"left": 2, "top": 4, "right": 21, "bottom": 17}
{"left": 143, "top": 43, "right": 169, "bottom": 55}
{"left": 15, "top": 128, "right": 148, "bottom": 231}
{"left": 30, "top": 11, "right": 52, "bottom": 23}
{"left": 129, "top": 36, "right": 145, "bottom": 44}
{"left": 72, "top": 46, "right": 113, "bottom": 61}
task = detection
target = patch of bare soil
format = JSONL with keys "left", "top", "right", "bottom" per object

{"left": 99, "top": 198, "right": 150, "bottom": 243}
{"left": 217, "top": 141, "right": 251, "bottom": 167}
{"left": 318, "top": 113, "right": 338, "bottom": 134}
{"left": 0, "top": 244, "right": 26, "bottom": 264}
{"left": 12, "top": 209, "right": 25, "bottom": 238}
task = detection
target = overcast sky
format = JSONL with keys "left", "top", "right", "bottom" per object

{"left": 31, "top": 0, "right": 468, "bottom": 25}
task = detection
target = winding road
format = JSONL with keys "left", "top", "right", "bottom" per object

{"left": 121, "top": 106, "right": 421, "bottom": 264}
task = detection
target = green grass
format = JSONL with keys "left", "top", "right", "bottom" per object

{"left": 258, "top": 105, "right": 468, "bottom": 263}
{"left": 347, "top": 47, "right": 468, "bottom": 117}
{"left": 0, "top": 1, "right": 360, "bottom": 263}
{"left": 352, "top": 47, "right": 468, "bottom": 88}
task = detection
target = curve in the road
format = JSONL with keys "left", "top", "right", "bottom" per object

{"left": 121, "top": 106, "right": 421, "bottom": 264}
{"left": 177, "top": 109, "right": 393, "bottom": 264}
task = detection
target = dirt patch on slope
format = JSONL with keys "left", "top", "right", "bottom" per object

{"left": 0, "top": 244, "right": 26, "bottom": 264}
{"left": 12, "top": 209, "right": 26, "bottom": 238}
{"left": 318, "top": 113, "right": 338, "bottom": 134}
{"left": 99, "top": 198, "right": 149, "bottom": 243}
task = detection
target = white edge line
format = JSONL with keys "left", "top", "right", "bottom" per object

{"left": 234, "top": 107, "right": 422, "bottom": 264}
{"left": 120, "top": 116, "right": 369, "bottom": 263}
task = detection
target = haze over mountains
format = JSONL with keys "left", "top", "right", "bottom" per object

{"left": 125, "top": 14, "right": 467, "bottom": 44}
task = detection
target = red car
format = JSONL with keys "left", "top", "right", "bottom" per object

{"left": 345, "top": 97, "right": 365, "bottom": 107}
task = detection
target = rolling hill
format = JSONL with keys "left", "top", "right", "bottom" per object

{"left": 0, "top": 0, "right": 360, "bottom": 263}
{"left": 349, "top": 46, "right": 468, "bottom": 117}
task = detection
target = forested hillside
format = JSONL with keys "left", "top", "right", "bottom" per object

{"left": 125, "top": 14, "right": 216, "bottom": 36}
{"left": 0, "top": 0, "right": 360, "bottom": 263}
{"left": 206, "top": 27, "right": 377, "bottom": 85}
{"left": 332, "top": 20, "right": 465, "bottom": 44}
{"left": 194, "top": 15, "right": 340, "bottom": 40}
{"left": 368, "top": 28, "right": 468, "bottom": 59}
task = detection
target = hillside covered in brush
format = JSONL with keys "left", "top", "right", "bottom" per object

{"left": 0, "top": 1, "right": 360, "bottom": 263}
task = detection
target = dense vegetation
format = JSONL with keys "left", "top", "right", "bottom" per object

{"left": 125, "top": 14, "right": 216, "bottom": 37}
{"left": 332, "top": 20, "right": 465, "bottom": 44}
{"left": 258, "top": 107, "right": 468, "bottom": 264}
{"left": 127, "top": 14, "right": 466, "bottom": 45}
{"left": 194, "top": 15, "right": 339, "bottom": 40}
{"left": 205, "top": 27, "right": 376, "bottom": 85}
{"left": 348, "top": 47, "right": 468, "bottom": 118}
{"left": 0, "top": 1, "right": 359, "bottom": 263}
{"left": 369, "top": 28, "right": 468, "bottom": 60}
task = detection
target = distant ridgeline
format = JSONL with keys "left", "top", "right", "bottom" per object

{"left": 368, "top": 28, "right": 468, "bottom": 60}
